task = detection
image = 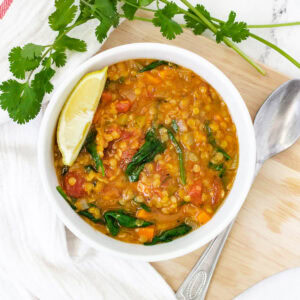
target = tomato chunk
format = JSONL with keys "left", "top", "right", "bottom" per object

{"left": 101, "top": 91, "right": 112, "bottom": 103}
{"left": 116, "top": 100, "right": 132, "bottom": 113}
{"left": 211, "top": 176, "right": 222, "bottom": 206}
{"left": 188, "top": 180, "right": 203, "bottom": 206}
{"left": 64, "top": 172, "right": 86, "bottom": 198}
{"left": 120, "top": 149, "right": 136, "bottom": 169}
{"left": 120, "top": 130, "right": 133, "bottom": 140}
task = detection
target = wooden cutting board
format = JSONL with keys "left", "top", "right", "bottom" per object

{"left": 102, "top": 17, "right": 300, "bottom": 300}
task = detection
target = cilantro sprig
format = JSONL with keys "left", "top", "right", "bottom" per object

{"left": 1, "top": 0, "right": 299, "bottom": 124}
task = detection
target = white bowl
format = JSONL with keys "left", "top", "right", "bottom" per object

{"left": 38, "top": 43, "right": 256, "bottom": 262}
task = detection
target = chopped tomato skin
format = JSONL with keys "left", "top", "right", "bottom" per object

{"left": 120, "top": 130, "right": 133, "bottom": 140}
{"left": 101, "top": 91, "right": 112, "bottom": 103}
{"left": 188, "top": 180, "right": 203, "bottom": 206}
{"left": 64, "top": 172, "right": 86, "bottom": 198}
{"left": 116, "top": 100, "right": 132, "bottom": 113}
{"left": 120, "top": 149, "right": 136, "bottom": 169}
{"left": 211, "top": 176, "right": 222, "bottom": 206}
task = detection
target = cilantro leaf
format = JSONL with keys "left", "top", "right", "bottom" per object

{"left": 139, "top": 0, "right": 155, "bottom": 6}
{"left": 216, "top": 11, "right": 250, "bottom": 43}
{"left": 122, "top": 0, "right": 138, "bottom": 20}
{"left": 152, "top": 2, "right": 183, "bottom": 40}
{"left": 95, "top": 18, "right": 112, "bottom": 43}
{"left": 49, "top": 0, "right": 77, "bottom": 31}
{"left": 9, "top": 47, "right": 40, "bottom": 79}
{"left": 31, "top": 67, "right": 55, "bottom": 100}
{"left": 93, "top": 0, "right": 119, "bottom": 27}
{"left": 0, "top": 80, "right": 40, "bottom": 124}
{"left": 78, "top": 0, "right": 94, "bottom": 21}
{"left": 55, "top": 35, "right": 87, "bottom": 52}
{"left": 184, "top": 5, "right": 211, "bottom": 35}
{"left": 21, "top": 43, "right": 45, "bottom": 60}
{"left": 51, "top": 49, "right": 67, "bottom": 67}
{"left": 18, "top": 84, "right": 41, "bottom": 123}
{"left": 91, "top": 0, "right": 119, "bottom": 43}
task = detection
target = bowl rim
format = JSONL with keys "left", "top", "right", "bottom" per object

{"left": 38, "top": 42, "right": 256, "bottom": 262}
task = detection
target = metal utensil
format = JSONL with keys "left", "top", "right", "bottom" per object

{"left": 176, "top": 79, "right": 300, "bottom": 300}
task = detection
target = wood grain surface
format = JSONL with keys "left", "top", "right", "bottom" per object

{"left": 102, "top": 17, "right": 300, "bottom": 300}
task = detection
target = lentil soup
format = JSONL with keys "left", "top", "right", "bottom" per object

{"left": 54, "top": 59, "right": 239, "bottom": 245}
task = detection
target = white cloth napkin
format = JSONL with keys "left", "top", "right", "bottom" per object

{"left": 235, "top": 268, "right": 300, "bottom": 300}
{"left": 0, "top": 1, "right": 176, "bottom": 299}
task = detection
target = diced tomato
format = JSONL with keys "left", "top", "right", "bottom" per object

{"left": 211, "top": 176, "right": 222, "bottom": 206}
{"left": 120, "top": 149, "right": 136, "bottom": 169}
{"left": 120, "top": 130, "right": 133, "bottom": 140}
{"left": 64, "top": 172, "right": 86, "bottom": 198}
{"left": 101, "top": 91, "right": 112, "bottom": 103}
{"left": 188, "top": 180, "right": 203, "bottom": 206}
{"left": 116, "top": 100, "right": 132, "bottom": 113}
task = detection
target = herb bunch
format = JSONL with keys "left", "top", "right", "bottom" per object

{"left": 0, "top": 0, "right": 299, "bottom": 124}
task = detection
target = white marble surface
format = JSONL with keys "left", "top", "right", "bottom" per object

{"left": 187, "top": 0, "right": 300, "bottom": 78}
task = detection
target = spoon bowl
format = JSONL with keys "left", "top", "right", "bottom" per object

{"left": 254, "top": 79, "right": 300, "bottom": 168}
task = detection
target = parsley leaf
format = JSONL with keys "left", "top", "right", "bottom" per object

{"left": 153, "top": 2, "right": 182, "bottom": 40}
{"left": 55, "top": 35, "right": 87, "bottom": 52}
{"left": 216, "top": 11, "right": 250, "bottom": 43}
{"left": 51, "top": 49, "right": 67, "bottom": 67}
{"left": 49, "top": 0, "right": 77, "bottom": 31}
{"left": 122, "top": 0, "right": 138, "bottom": 20}
{"left": 184, "top": 5, "right": 211, "bottom": 35}
{"left": 0, "top": 80, "right": 40, "bottom": 124}
{"left": 21, "top": 44, "right": 45, "bottom": 60}
{"left": 9, "top": 47, "right": 40, "bottom": 79}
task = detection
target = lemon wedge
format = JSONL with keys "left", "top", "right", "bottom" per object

{"left": 57, "top": 67, "right": 108, "bottom": 166}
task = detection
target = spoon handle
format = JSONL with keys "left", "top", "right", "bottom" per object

{"left": 176, "top": 221, "right": 234, "bottom": 300}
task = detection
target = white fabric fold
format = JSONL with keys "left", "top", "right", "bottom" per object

{"left": 0, "top": 1, "right": 176, "bottom": 298}
{"left": 0, "top": 118, "right": 176, "bottom": 300}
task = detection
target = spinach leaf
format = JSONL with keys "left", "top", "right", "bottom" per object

{"left": 78, "top": 209, "right": 104, "bottom": 224}
{"left": 160, "top": 125, "right": 186, "bottom": 185}
{"left": 139, "top": 60, "right": 168, "bottom": 73}
{"left": 208, "top": 162, "right": 226, "bottom": 178}
{"left": 204, "top": 121, "right": 231, "bottom": 160}
{"left": 56, "top": 186, "right": 76, "bottom": 210}
{"left": 84, "top": 129, "right": 105, "bottom": 176}
{"left": 126, "top": 128, "right": 166, "bottom": 182}
{"left": 171, "top": 119, "right": 179, "bottom": 133}
{"left": 104, "top": 210, "right": 153, "bottom": 236}
{"left": 144, "top": 223, "right": 192, "bottom": 245}
{"left": 140, "top": 203, "right": 151, "bottom": 212}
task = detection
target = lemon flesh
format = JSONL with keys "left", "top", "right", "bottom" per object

{"left": 57, "top": 67, "right": 107, "bottom": 166}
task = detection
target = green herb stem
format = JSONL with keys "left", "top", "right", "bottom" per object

{"left": 121, "top": 0, "right": 157, "bottom": 13}
{"left": 247, "top": 22, "right": 300, "bottom": 28}
{"left": 119, "top": 14, "right": 152, "bottom": 23}
{"left": 249, "top": 33, "right": 300, "bottom": 68}
{"left": 179, "top": 0, "right": 265, "bottom": 75}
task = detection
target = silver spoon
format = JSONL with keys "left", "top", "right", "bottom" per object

{"left": 176, "top": 79, "right": 300, "bottom": 300}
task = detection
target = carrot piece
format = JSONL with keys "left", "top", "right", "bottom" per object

{"left": 136, "top": 209, "right": 152, "bottom": 220}
{"left": 197, "top": 210, "right": 211, "bottom": 224}
{"left": 101, "top": 91, "right": 112, "bottom": 103}
{"left": 136, "top": 226, "right": 155, "bottom": 242}
{"left": 144, "top": 73, "right": 161, "bottom": 85}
